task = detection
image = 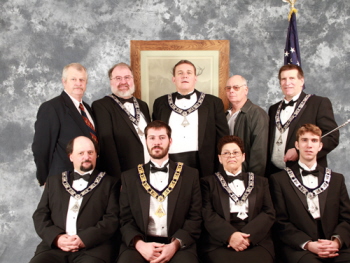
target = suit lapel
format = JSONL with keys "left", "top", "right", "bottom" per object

{"left": 61, "top": 171, "right": 72, "bottom": 228}
{"left": 139, "top": 163, "right": 151, "bottom": 232}
{"left": 218, "top": 169, "right": 231, "bottom": 221}
{"left": 108, "top": 96, "right": 142, "bottom": 140}
{"left": 167, "top": 161, "right": 182, "bottom": 230}
{"left": 197, "top": 90, "right": 208, "bottom": 149}
{"left": 286, "top": 92, "right": 308, "bottom": 147}
{"left": 288, "top": 165, "right": 309, "bottom": 213}
{"left": 61, "top": 92, "right": 91, "bottom": 138}
{"left": 78, "top": 170, "right": 101, "bottom": 213}
{"left": 317, "top": 165, "right": 329, "bottom": 217}
{"left": 247, "top": 173, "right": 257, "bottom": 221}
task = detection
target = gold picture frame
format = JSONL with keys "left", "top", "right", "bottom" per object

{"left": 130, "top": 40, "right": 230, "bottom": 110}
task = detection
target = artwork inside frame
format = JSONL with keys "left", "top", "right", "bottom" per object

{"left": 130, "top": 40, "right": 230, "bottom": 110}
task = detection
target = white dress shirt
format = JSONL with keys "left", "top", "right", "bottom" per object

{"left": 169, "top": 93, "right": 199, "bottom": 154}
{"left": 271, "top": 92, "right": 301, "bottom": 169}
{"left": 299, "top": 161, "right": 320, "bottom": 219}
{"left": 226, "top": 170, "right": 249, "bottom": 213}
{"left": 65, "top": 169, "right": 92, "bottom": 235}
{"left": 147, "top": 160, "right": 169, "bottom": 237}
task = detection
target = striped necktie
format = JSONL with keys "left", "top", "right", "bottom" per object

{"left": 79, "top": 103, "right": 98, "bottom": 143}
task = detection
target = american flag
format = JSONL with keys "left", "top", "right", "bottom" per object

{"left": 284, "top": 11, "right": 301, "bottom": 67}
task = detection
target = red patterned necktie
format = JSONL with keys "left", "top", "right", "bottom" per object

{"left": 79, "top": 103, "right": 98, "bottom": 143}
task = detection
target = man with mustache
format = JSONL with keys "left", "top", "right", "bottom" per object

{"left": 32, "top": 63, "right": 97, "bottom": 186}
{"left": 30, "top": 136, "right": 119, "bottom": 263}
{"left": 153, "top": 60, "right": 229, "bottom": 178}
{"left": 92, "top": 63, "right": 151, "bottom": 182}
{"left": 118, "top": 120, "right": 202, "bottom": 263}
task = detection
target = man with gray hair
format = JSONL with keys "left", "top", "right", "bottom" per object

{"left": 92, "top": 62, "right": 151, "bottom": 182}
{"left": 32, "top": 63, "right": 97, "bottom": 186}
{"left": 225, "top": 75, "right": 269, "bottom": 176}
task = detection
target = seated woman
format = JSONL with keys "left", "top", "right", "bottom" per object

{"left": 199, "top": 135, "right": 275, "bottom": 263}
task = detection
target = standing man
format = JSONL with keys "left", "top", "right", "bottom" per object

{"left": 32, "top": 63, "right": 97, "bottom": 186}
{"left": 153, "top": 60, "right": 229, "bottom": 177}
{"left": 118, "top": 120, "right": 202, "bottom": 263}
{"left": 30, "top": 136, "right": 119, "bottom": 263}
{"left": 268, "top": 64, "right": 339, "bottom": 174}
{"left": 270, "top": 124, "right": 350, "bottom": 263}
{"left": 92, "top": 62, "right": 151, "bottom": 181}
{"left": 225, "top": 75, "right": 269, "bottom": 176}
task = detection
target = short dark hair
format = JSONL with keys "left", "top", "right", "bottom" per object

{"left": 145, "top": 120, "right": 172, "bottom": 139}
{"left": 296, "top": 124, "right": 322, "bottom": 141}
{"left": 278, "top": 64, "right": 304, "bottom": 81}
{"left": 66, "top": 136, "right": 98, "bottom": 156}
{"left": 217, "top": 135, "right": 245, "bottom": 154}
{"left": 108, "top": 62, "right": 133, "bottom": 79}
{"left": 172, "top": 60, "right": 196, "bottom": 76}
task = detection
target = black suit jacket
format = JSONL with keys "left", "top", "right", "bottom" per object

{"left": 92, "top": 96, "right": 151, "bottom": 181}
{"left": 200, "top": 168, "right": 275, "bottom": 257}
{"left": 119, "top": 160, "right": 202, "bottom": 253}
{"left": 32, "top": 92, "right": 95, "bottom": 186}
{"left": 270, "top": 164, "right": 350, "bottom": 263}
{"left": 32, "top": 170, "right": 119, "bottom": 262}
{"left": 268, "top": 92, "right": 339, "bottom": 169}
{"left": 152, "top": 91, "right": 229, "bottom": 177}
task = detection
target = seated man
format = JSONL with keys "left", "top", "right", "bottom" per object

{"left": 30, "top": 136, "right": 119, "bottom": 263}
{"left": 118, "top": 120, "right": 202, "bottom": 263}
{"left": 270, "top": 124, "right": 350, "bottom": 263}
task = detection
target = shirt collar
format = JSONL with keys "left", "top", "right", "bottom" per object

{"left": 284, "top": 91, "right": 301, "bottom": 103}
{"left": 298, "top": 161, "right": 317, "bottom": 171}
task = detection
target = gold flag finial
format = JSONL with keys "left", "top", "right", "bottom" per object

{"left": 282, "top": 0, "right": 298, "bottom": 20}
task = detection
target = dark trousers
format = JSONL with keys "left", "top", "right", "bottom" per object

{"left": 202, "top": 246, "right": 273, "bottom": 263}
{"left": 29, "top": 249, "right": 105, "bottom": 263}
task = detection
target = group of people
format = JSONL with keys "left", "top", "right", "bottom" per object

{"left": 28, "top": 60, "right": 350, "bottom": 263}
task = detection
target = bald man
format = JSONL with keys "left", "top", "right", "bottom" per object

{"left": 225, "top": 75, "right": 269, "bottom": 176}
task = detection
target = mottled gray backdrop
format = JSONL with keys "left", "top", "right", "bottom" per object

{"left": 1, "top": 0, "right": 349, "bottom": 262}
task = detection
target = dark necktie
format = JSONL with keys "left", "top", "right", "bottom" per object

{"left": 281, "top": 100, "right": 296, "bottom": 110}
{"left": 118, "top": 97, "right": 134, "bottom": 104}
{"left": 176, "top": 91, "right": 194, "bottom": 100}
{"left": 73, "top": 172, "right": 90, "bottom": 181}
{"left": 227, "top": 173, "right": 243, "bottom": 183}
{"left": 301, "top": 169, "right": 319, "bottom": 177}
{"left": 79, "top": 103, "right": 98, "bottom": 143}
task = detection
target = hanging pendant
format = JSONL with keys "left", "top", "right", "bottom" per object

{"left": 181, "top": 113, "right": 190, "bottom": 127}
{"left": 70, "top": 200, "right": 80, "bottom": 213}
{"left": 308, "top": 200, "right": 318, "bottom": 213}
{"left": 276, "top": 135, "right": 283, "bottom": 146}
{"left": 237, "top": 211, "right": 248, "bottom": 220}
{"left": 155, "top": 203, "right": 166, "bottom": 218}
{"left": 137, "top": 127, "right": 144, "bottom": 136}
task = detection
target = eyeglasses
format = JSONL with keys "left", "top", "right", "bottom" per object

{"left": 225, "top": 84, "right": 246, "bottom": 92}
{"left": 110, "top": 75, "right": 133, "bottom": 82}
{"left": 220, "top": 151, "right": 242, "bottom": 158}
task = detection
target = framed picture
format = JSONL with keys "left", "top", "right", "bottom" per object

{"left": 130, "top": 40, "right": 230, "bottom": 110}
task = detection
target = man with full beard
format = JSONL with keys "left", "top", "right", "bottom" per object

{"left": 118, "top": 120, "right": 202, "bottom": 263}
{"left": 30, "top": 136, "right": 119, "bottom": 263}
{"left": 92, "top": 63, "right": 151, "bottom": 183}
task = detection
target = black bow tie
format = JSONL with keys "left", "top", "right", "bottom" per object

{"left": 281, "top": 100, "right": 296, "bottom": 110}
{"left": 176, "top": 92, "right": 194, "bottom": 100}
{"left": 117, "top": 96, "right": 134, "bottom": 104}
{"left": 227, "top": 173, "right": 243, "bottom": 183}
{"left": 300, "top": 168, "right": 319, "bottom": 177}
{"left": 150, "top": 166, "right": 168, "bottom": 173}
{"left": 73, "top": 172, "right": 91, "bottom": 181}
